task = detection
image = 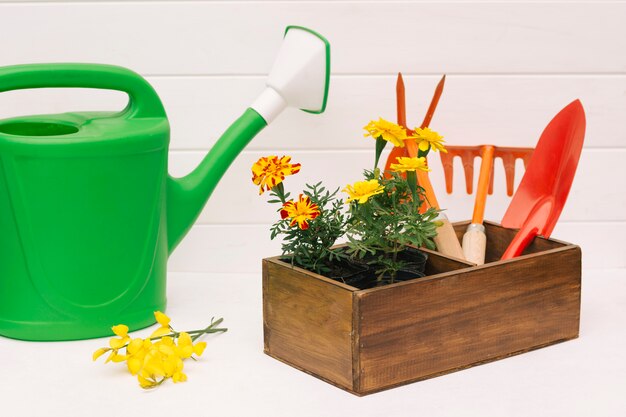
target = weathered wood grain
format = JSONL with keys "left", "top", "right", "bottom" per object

{"left": 420, "top": 248, "right": 475, "bottom": 277}
{"left": 263, "top": 224, "right": 581, "bottom": 395}
{"left": 263, "top": 258, "right": 355, "bottom": 390}
{"left": 357, "top": 244, "right": 581, "bottom": 393}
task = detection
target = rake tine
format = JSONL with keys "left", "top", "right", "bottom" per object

{"left": 494, "top": 147, "right": 534, "bottom": 196}
{"left": 522, "top": 151, "right": 533, "bottom": 168}
{"left": 440, "top": 152, "right": 455, "bottom": 194}
{"left": 500, "top": 153, "right": 517, "bottom": 196}
{"left": 442, "top": 146, "right": 480, "bottom": 195}
{"left": 460, "top": 150, "right": 476, "bottom": 195}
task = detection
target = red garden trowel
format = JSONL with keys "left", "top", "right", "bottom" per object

{"left": 500, "top": 100, "right": 586, "bottom": 259}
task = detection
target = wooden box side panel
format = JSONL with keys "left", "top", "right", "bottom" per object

{"left": 263, "top": 259, "right": 355, "bottom": 390}
{"left": 357, "top": 247, "right": 581, "bottom": 393}
{"left": 421, "top": 248, "right": 475, "bottom": 275}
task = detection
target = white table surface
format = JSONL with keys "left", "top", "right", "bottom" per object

{"left": 2, "top": 269, "right": 625, "bottom": 417}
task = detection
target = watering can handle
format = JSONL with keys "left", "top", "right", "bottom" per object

{"left": 0, "top": 63, "right": 166, "bottom": 119}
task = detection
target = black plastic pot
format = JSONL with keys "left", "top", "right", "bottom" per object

{"left": 396, "top": 247, "right": 428, "bottom": 273}
{"left": 350, "top": 247, "right": 429, "bottom": 275}
{"left": 281, "top": 246, "right": 429, "bottom": 290}
{"left": 376, "top": 268, "right": 426, "bottom": 286}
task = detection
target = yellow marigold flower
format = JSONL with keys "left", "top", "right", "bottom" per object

{"left": 411, "top": 127, "right": 447, "bottom": 153}
{"left": 363, "top": 118, "right": 407, "bottom": 148}
{"left": 390, "top": 156, "right": 431, "bottom": 173}
{"left": 251, "top": 155, "right": 301, "bottom": 195}
{"left": 280, "top": 194, "right": 320, "bottom": 230}
{"left": 343, "top": 179, "right": 385, "bottom": 204}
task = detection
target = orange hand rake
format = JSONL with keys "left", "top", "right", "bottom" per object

{"left": 440, "top": 145, "right": 534, "bottom": 264}
{"left": 440, "top": 146, "right": 534, "bottom": 197}
{"left": 384, "top": 73, "right": 465, "bottom": 260}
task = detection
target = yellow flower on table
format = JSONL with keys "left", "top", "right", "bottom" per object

{"left": 126, "top": 338, "right": 151, "bottom": 375}
{"left": 251, "top": 155, "right": 301, "bottom": 195}
{"left": 109, "top": 324, "right": 130, "bottom": 349}
{"left": 390, "top": 156, "right": 431, "bottom": 173}
{"left": 95, "top": 324, "right": 131, "bottom": 363}
{"left": 280, "top": 195, "right": 320, "bottom": 230}
{"left": 412, "top": 127, "right": 447, "bottom": 153}
{"left": 150, "top": 311, "right": 172, "bottom": 338}
{"left": 93, "top": 311, "right": 224, "bottom": 389}
{"left": 137, "top": 337, "right": 188, "bottom": 388}
{"left": 175, "top": 331, "right": 207, "bottom": 359}
{"left": 363, "top": 118, "right": 407, "bottom": 148}
{"left": 343, "top": 179, "right": 385, "bottom": 204}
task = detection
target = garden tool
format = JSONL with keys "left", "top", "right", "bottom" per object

{"left": 0, "top": 25, "right": 330, "bottom": 341}
{"left": 440, "top": 145, "right": 534, "bottom": 264}
{"left": 440, "top": 146, "right": 533, "bottom": 197}
{"left": 385, "top": 74, "right": 465, "bottom": 260}
{"left": 501, "top": 100, "right": 585, "bottom": 259}
{"left": 461, "top": 145, "right": 494, "bottom": 265}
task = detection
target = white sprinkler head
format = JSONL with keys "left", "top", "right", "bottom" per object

{"left": 251, "top": 26, "right": 330, "bottom": 124}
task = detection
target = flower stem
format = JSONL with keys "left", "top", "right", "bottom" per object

{"left": 117, "top": 318, "right": 228, "bottom": 349}
{"left": 191, "top": 318, "right": 227, "bottom": 342}
{"left": 391, "top": 240, "right": 399, "bottom": 284}
{"left": 406, "top": 171, "right": 418, "bottom": 208}
{"left": 273, "top": 183, "right": 287, "bottom": 204}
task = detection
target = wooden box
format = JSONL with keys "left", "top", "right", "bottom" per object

{"left": 262, "top": 221, "right": 581, "bottom": 396}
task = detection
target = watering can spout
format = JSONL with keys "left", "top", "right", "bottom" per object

{"left": 166, "top": 26, "right": 330, "bottom": 252}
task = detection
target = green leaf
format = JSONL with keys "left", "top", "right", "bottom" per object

{"left": 374, "top": 137, "right": 387, "bottom": 169}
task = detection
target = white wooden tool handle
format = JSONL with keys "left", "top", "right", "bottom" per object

{"left": 462, "top": 223, "right": 486, "bottom": 265}
{"left": 433, "top": 213, "right": 466, "bottom": 260}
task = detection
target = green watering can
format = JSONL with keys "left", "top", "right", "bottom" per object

{"left": 0, "top": 26, "right": 330, "bottom": 341}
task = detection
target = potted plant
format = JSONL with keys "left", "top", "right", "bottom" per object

{"left": 253, "top": 119, "right": 446, "bottom": 288}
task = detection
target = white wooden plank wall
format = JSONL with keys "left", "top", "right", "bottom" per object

{"left": 0, "top": 1, "right": 624, "bottom": 272}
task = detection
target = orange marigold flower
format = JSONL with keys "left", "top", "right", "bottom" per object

{"left": 251, "top": 155, "right": 301, "bottom": 195}
{"left": 280, "top": 195, "right": 320, "bottom": 230}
